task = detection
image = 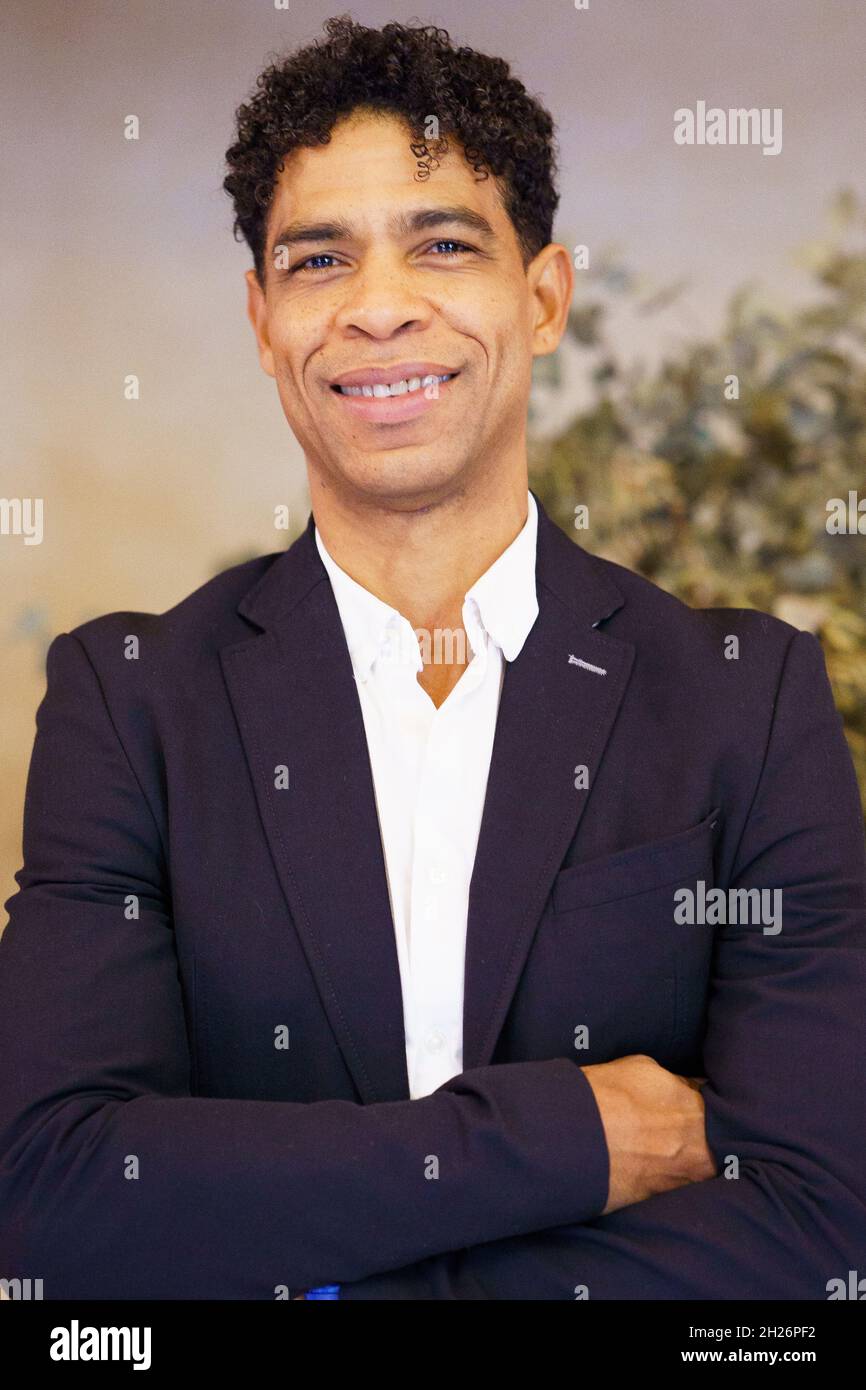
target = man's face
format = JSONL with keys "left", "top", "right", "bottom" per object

{"left": 246, "top": 109, "right": 570, "bottom": 510}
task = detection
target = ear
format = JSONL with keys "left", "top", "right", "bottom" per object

{"left": 527, "top": 243, "right": 574, "bottom": 359}
{"left": 245, "top": 268, "right": 276, "bottom": 378}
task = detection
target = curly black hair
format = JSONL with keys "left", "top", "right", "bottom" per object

{"left": 223, "top": 15, "right": 559, "bottom": 285}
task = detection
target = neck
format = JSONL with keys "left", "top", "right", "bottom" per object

{"left": 309, "top": 466, "right": 530, "bottom": 637}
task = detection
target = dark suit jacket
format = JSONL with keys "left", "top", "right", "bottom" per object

{"left": 1, "top": 494, "right": 864, "bottom": 1299}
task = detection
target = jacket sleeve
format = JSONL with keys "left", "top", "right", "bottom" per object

{"left": 340, "top": 629, "right": 866, "bottom": 1298}
{"left": 0, "top": 632, "right": 610, "bottom": 1299}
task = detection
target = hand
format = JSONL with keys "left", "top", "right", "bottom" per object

{"left": 581, "top": 1054, "right": 717, "bottom": 1216}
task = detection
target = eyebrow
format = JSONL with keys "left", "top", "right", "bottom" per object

{"left": 268, "top": 205, "right": 496, "bottom": 256}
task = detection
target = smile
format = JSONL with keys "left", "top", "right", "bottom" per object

{"left": 327, "top": 365, "right": 460, "bottom": 424}
{"left": 334, "top": 373, "right": 455, "bottom": 397}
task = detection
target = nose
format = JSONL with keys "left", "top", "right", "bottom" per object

{"left": 333, "top": 251, "right": 433, "bottom": 340}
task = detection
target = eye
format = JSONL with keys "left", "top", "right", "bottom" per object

{"left": 425, "top": 239, "right": 475, "bottom": 258}
{"left": 291, "top": 253, "right": 342, "bottom": 274}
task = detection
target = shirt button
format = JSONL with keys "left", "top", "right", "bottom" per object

{"left": 429, "top": 864, "right": 447, "bottom": 884}
{"left": 425, "top": 1029, "right": 446, "bottom": 1054}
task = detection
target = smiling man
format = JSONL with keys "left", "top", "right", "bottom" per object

{"left": 243, "top": 111, "right": 542, "bottom": 710}
{"left": 1, "top": 17, "right": 864, "bottom": 1302}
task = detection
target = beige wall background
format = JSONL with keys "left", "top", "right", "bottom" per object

{"left": 2, "top": 0, "right": 864, "bottom": 910}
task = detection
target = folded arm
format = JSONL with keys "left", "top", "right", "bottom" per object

{"left": 341, "top": 630, "right": 866, "bottom": 1297}
{"left": 0, "top": 632, "right": 609, "bottom": 1299}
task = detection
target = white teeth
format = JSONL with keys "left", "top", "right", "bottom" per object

{"left": 337, "top": 373, "right": 453, "bottom": 397}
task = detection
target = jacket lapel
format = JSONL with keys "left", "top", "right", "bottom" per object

{"left": 220, "top": 517, "right": 410, "bottom": 1104}
{"left": 220, "top": 495, "right": 635, "bottom": 1101}
{"left": 461, "top": 497, "right": 635, "bottom": 1070}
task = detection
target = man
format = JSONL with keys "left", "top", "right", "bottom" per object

{"left": 0, "top": 16, "right": 864, "bottom": 1300}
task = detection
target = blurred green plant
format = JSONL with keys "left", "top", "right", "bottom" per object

{"left": 530, "top": 189, "right": 866, "bottom": 817}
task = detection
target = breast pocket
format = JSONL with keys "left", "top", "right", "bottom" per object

{"left": 552, "top": 808, "right": 720, "bottom": 915}
{"left": 538, "top": 808, "right": 721, "bottom": 1062}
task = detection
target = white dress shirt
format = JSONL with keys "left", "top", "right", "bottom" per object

{"left": 314, "top": 492, "right": 539, "bottom": 1097}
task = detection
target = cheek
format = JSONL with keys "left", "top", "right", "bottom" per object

{"left": 490, "top": 322, "right": 532, "bottom": 395}
{"left": 445, "top": 283, "right": 528, "bottom": 354}
{"left": 270, "top": 301, "right": 324, "bottom": 377}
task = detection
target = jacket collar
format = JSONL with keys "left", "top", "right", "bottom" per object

{"left": 237, "top": 488, "right": 625, "bottom": 637}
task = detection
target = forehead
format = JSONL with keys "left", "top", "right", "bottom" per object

{"left": 267, "top": 109, "right": 509, "bottom": 238}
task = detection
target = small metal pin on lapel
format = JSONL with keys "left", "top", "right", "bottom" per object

{"left": 568, "top": 653, "right": 607, "bottom": 676}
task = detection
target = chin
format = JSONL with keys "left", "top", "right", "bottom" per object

{"left": 330, "top": 454, "right": 468, "bottom": 505}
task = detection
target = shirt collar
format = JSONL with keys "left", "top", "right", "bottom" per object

{"left": 314, "top": 490, "right": 539, "bottom": 683}
{"left": 464, "top": 491, "right": 538, "bottom": 663}
{"left": 314, "top": 527, "right": 403, "bottom": 683}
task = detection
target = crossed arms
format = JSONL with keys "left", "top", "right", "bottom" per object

{"left": 0, "top": 628, "right": 864, "bottom": 1299}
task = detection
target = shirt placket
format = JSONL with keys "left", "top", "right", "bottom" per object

{"left": 405, "top": 616, "right": 490, "bottom": 1095}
